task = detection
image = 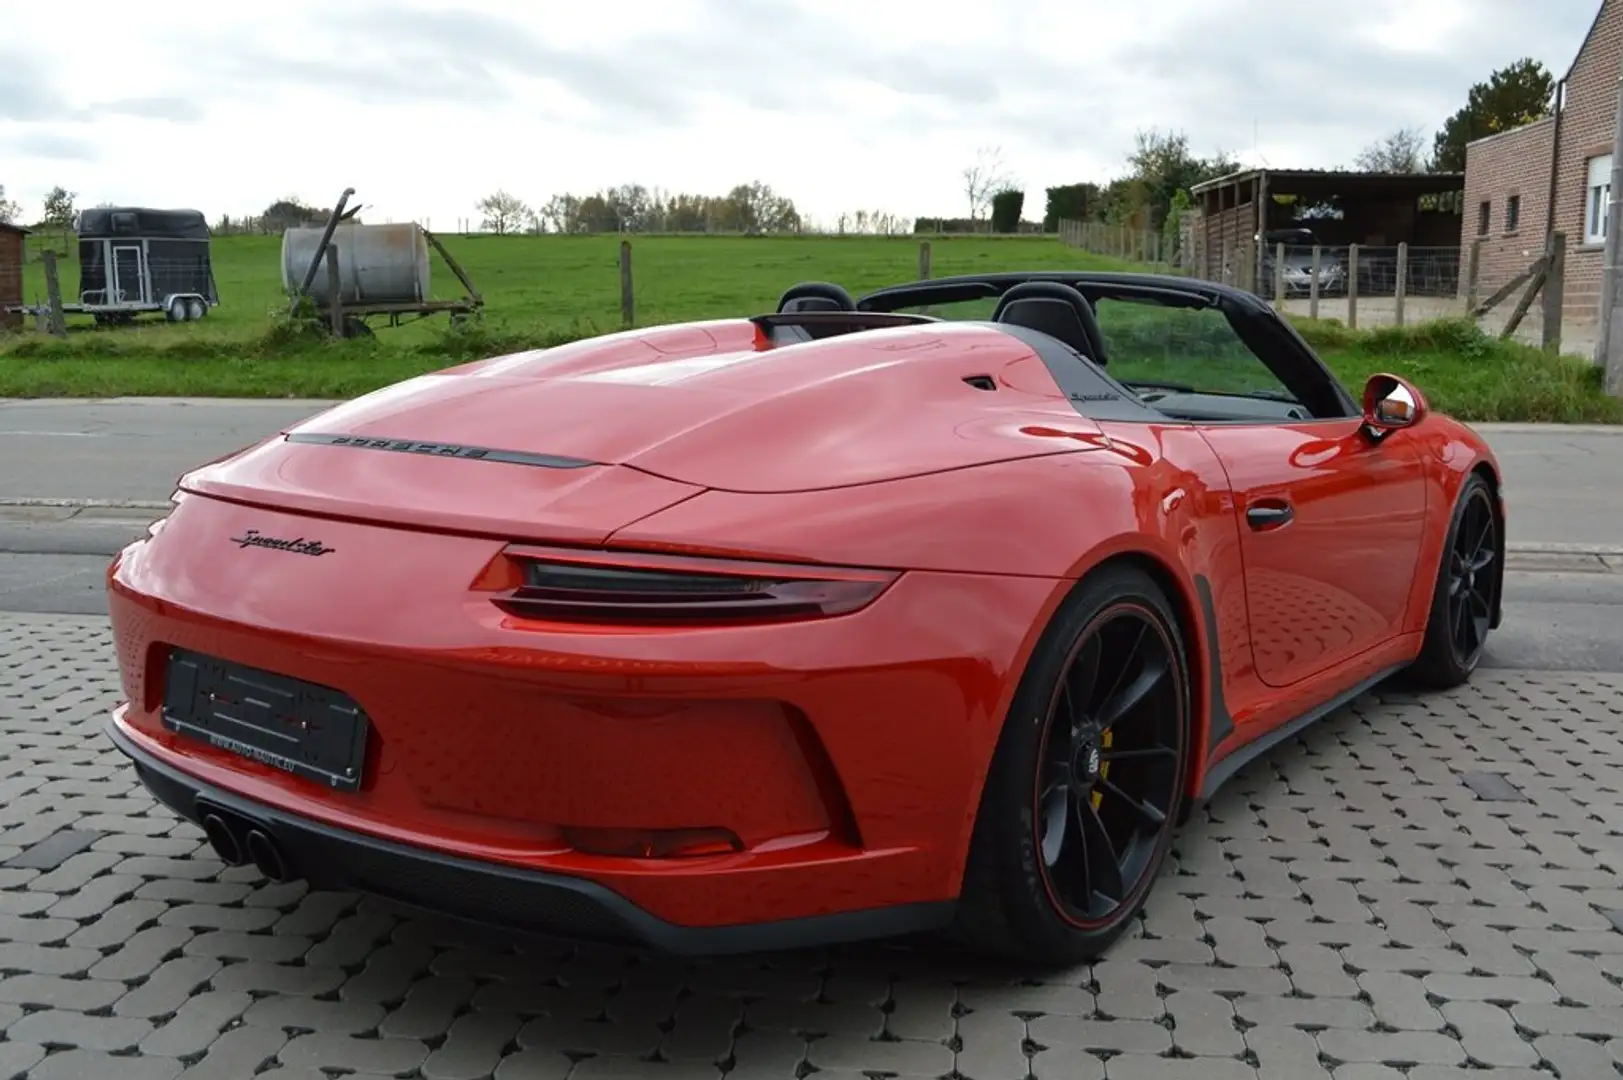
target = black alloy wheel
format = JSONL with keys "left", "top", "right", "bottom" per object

{"left": 953, "top": 564, "right": 1189, "bottom": 964}
{"left": 1408, "top": 472, "right": 1500, "bottom": 689}
{"left": 1446, "top": 485, "right": 1497, "bottom": 667}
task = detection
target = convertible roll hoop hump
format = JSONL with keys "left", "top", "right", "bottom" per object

{"left": 102, "top": 266, "right": 1506, "bottom": 965}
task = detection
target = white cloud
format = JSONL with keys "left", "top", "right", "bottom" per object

{"left": 0, "top": 0, "right": 1603, "bottom": 226}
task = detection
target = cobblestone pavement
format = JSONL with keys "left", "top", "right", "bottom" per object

{"left": 6, "top": 614, "right": 1623, "bottom": 1079}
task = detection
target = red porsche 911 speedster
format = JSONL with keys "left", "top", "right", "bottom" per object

{"left": 104, "top": 272, "right": 1504, "bottom": 964}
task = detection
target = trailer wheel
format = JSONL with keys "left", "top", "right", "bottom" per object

{"left": 166, "top": 297, "right": 188, "bottom": 323}
{"left": 185, "top": 298, "right": 206, "bottom": 321}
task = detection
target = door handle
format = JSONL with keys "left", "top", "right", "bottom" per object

{"left": 1245, "top": 501, "right": 1294, "bottom": 531}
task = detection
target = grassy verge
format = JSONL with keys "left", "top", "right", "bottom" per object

{"left": 1290, "top": 317, "right": 1622, "bottom": 424}
{"left": 0, "top": 234, "right": 1616, "bottom": 421}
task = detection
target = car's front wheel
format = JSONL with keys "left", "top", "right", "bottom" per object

{"left": 953, "top": 563, "right": 1189, "bottom": 965}
{"left": 1407, "top": 473, "right": 1501, "bottom": 688}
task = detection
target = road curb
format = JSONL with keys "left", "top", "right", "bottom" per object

{"left": 0, "top": 497, "right": 171, "bottom": 511}
{"left": 1471, "top": 423, "right": 1623, "bottom": 435}
{"left": 1506, "top": 541, "right": 1623, "bottom": 557}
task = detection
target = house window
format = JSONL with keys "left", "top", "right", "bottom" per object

{"left": 1478, "top": 201, "right": 1491, "bottom": 236}
{"left": 1505, "top": 195, "right": 1520, "bottom": 233}
{"left": 1587, "top": 155, "right": 1613, "bottom": 245}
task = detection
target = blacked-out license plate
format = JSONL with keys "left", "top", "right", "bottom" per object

{"left": 161, "top": 648, "right": 369, "bottom": 792}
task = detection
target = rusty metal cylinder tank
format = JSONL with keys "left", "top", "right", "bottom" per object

{"left": 280, "top": 223, "right": 431, "bottom": 305}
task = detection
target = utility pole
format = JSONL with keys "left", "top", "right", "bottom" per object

{"left": 1598, "top": 68, "right": 1623, "bottom": 396}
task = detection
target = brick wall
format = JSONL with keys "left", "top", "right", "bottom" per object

{"left": 1462, "top": 0, "right": 1623, "bottom": 337}
{"left": 1461, "top": 119, "right": 1554, "bottom": 301}
{"left": 1551, "top": 0, "right": 1623, "bottom": 332}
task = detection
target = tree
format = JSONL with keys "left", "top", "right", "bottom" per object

{"left": 720, "top": 182, "right": 800, "bottom": 233}
{"left": 0, "top": 185, "right": 19, "bottom": 225}
{"left": 962, "top": 146, "right": 1010, "bottom": 223}
{"left": 1431, "top": 58, "right": 1555, "bottom": 172}
{"left": 40, "top": 186, "right": 76, "bottom": 228}
{"left": 261, "top": 197, "right": 324, "bottom": 232}
{"left": 536, "top": 194, "right": 581, "bottom": 233}
{"left": 1122, "top": 129, "right": 1237, "bottom": 231}
{"left": 476, "top": 190, "right": 530, "bottom": 235}
{"left": 1043, "top": 183, "right": 1102, "bottom": 230}
{"left": 1356, "top": 127, "right": 1428, "bottom": 173}
{"left": 990, "top": 189, "right": 1025, "bottom": 233}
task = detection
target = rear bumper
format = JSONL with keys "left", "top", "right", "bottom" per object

{"left": 105, "top": 492, "right": 1065, "bottom": 932}
{"left": 109, "top": 717, "right": 954, "bottom": 953}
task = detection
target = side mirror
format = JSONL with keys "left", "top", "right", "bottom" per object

{"left": 1361, "top": 372, "right": 1427, "bottom": 435}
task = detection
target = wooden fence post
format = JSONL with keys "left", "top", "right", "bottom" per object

{"left": 1273, "top": 242, "right": 1286, "bottom": 307}
{"left": 1542, "top": 231, "right": 1566, "bottom": 352}
{"left": 1309, "top": 246, "right": 1321, "bottom": 320}
{"left": 619, "top": 240, "right": 634, "bottom": 327}
{"left": 41, "top": 250, "right": 66, "bottom": 337}
{"left": 918, "top": 241, "right": 932, "bottom": 280}
{"left": 324, "top": 246, "right": 345, "bottom": 336}
{"left": 1222, "top": 239, "right": 1234, "bottom": 285}
{"left": 1394, "top": 242, "right": 1408, "bottom": 327}
{"left": 1347, "top": 244, "right": 1360, "bottom": 330}
{"left": 1465, "top": 239, "right": 1482, "bottom": 315}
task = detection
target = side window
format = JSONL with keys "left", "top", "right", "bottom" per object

{"left": 1091, "top": 298, "right": 1309, "bottom": 420}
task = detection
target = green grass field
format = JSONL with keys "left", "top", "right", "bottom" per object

{"left": 2, "top": 233, "right": 1618, "bottom": 422}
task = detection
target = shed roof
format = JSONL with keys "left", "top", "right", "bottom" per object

{"left": 0, "top": 222, "right": 29, "bottom": 235}
{"left": 1189, "top": 168, "right": 1466, "bottom": 200}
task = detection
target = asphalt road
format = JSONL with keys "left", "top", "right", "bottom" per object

{"left": 2, "top": 398, "right": 1621, "bottom": 671}
{"left": 2, "top": 399, "right": 1620, "bottom": 550}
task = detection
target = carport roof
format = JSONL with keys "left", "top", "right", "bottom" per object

{"left": 1189, "top": 168, "right": 1465, "bottom": 200}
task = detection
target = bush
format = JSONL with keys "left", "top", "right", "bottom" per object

{"left": 990, "top": 189, "right": 1025, "bottom": 234}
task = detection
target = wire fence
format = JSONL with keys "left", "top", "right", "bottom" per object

{"left": 1057, "top": 219, "right": 1192, "bottom": 273}
{"left": 3, "top": 226, "right": 1581, "bottom": 355}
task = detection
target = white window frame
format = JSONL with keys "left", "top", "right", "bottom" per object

{"left": 1587, "top": 154, "right": 1612, "bottom": 245}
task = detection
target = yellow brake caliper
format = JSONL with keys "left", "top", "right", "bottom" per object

{"left": 1092, "top": 729, "right": 1112, "bottom": 810}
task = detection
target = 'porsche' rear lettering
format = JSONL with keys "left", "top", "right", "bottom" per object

{"left": 329, "top": 435, "right": 490, "bottom": 460}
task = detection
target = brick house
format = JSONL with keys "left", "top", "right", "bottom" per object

{"left": 0, "top": 223, "right": 26, "bottom": 330}
{"left": 1462, "top": 0, "right": 1623, "bottom": 339}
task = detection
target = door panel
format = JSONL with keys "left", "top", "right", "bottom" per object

{"left": 1199, "top": 420, "right": 1427, "bottom": 688}
{"left": 112, "top": 246, "right": 145, "bottom": 305}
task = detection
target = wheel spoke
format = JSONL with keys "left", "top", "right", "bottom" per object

{"left": 1094, "top": 622, "right": 1147, "bottom": 721}
{"left": 1457, "top": 598, "right": 1479, "bottom": 654}
{"left": 1095, "top": 654, "right": 1168, "bottom": 732}
{"left": 1096, "top": 776, "right": 1168, "bottom": 828}
{"left": 1469, "top": 514, "right": 1493, "bottom": 560}
{"left": 1468, "top": 547, "right": 1494, "bottom": 573}
{"left": 1069, "top": 795, "right": 1125, "bottom": 905}
{"left": 1063, "top": 636, "right": 1102, "bottom": 725}
{"left": 1039, "top": 783, "right": 1069, "bottom": 865}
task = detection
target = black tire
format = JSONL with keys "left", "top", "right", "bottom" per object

{"left": 1407, "top": 473, "right": 1500, "bottom": 689}
{"left": 952, "top": 563, "right": 1190, "bottom": 966}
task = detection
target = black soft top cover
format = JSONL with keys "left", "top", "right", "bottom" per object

{"left": 77, "top": 207, "right": 210, "bottom": 241}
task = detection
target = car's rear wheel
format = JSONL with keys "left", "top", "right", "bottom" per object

{"left": 953, "top": 563, "right": 1189, "bottom": 965}
{"left": 1407, "top": 473, "right": 1500, "bottom": 688}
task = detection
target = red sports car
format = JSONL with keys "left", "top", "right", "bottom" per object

{"left": 105, "top": 272, "right": 1504, "bottom": 964}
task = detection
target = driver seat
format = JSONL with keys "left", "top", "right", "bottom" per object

{"left": 991, "top": 281, "right": 1108, "bottom": 364}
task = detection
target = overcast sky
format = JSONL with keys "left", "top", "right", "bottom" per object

{"left": 0, "top": 0, "right": 1605, "bottom": 227}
